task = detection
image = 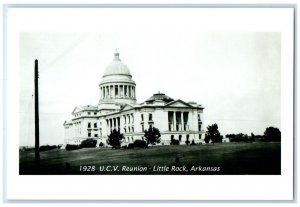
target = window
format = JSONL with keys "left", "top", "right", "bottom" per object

{"left": 94, "top": 112, "right": 97, "bottom": 115}
{"left": 171, "top": 135, "right": 174, "bottom": 141}
{"left": 168, "top": 111, "right": 174, "bottom": 131}
{"left": 94, "top": 134, "right": 98, "bottom": 137}
{"left": 94, "top": 123, "right": 97, "bottom": 128}
{"left": 88, "top": 112, "right": 91, "bottom": 115}
{"left": 141, "top": 124, "right": 144, "bottom": 132}
{"left": 179, "top": 135, "right": 182, "bottom": 142}
{"left": 115, "top": 86, "right": 118, "bottom": 96}
{"left": 88, "top": 133, "right": 91, "bottom": 137}
{"left": 149, "top": 113, "right": 152, "bottom": 121}
{"left": 141, "top": 114, "right": 144, "bottom": 121}
{"left": 132, "top": 127, "right": 134, "bottom": 132}
{"left": 186, "top": 135, "right": 190, "bottom": 143}
{"left": 88, "top": 122, "right": 91, "bottom": 128}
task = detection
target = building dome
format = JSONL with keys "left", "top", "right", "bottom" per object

{"left": 103, "top": 50, "right": 131, "bottom": 78}
{"left": 99, "top": 50, "right": 137, "bottom": 106}
{"left": 145, "top": 93, "right": 174, "bottom": 104}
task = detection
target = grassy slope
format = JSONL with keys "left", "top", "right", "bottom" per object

{"left": 19, "top": 142, "right": 280, "bottom": 175}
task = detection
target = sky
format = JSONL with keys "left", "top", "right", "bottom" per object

{"left": 17, "top": 10, "right": 281, "bottom": 146}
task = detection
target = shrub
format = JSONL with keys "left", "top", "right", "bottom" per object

{"left": 191, "top": 140, "right": 196, "bottom": 145}
{"left": 170, "top": 139, "right": 180, "bottom": 145}
{"left": 99, "top": 142, "right": 104, "bottom": 147}
{"left": 39, "top": 145, "right": 57, "bottom": 152}
{"left": 133, "top": 140, "right": 148, "bottom": 148}
{"left": 80, "top": 138, "right": 97, "bottom": 148}
{"left": 128, "top": 143, "right": 134, "bottom": 149}
{"left": 226, "top": 133, "right": 253, "bottom": 142}
{"left": 185, "top": 140, "right": 190, "bottom": 145}
{"left": 66, "top": 144, "right": 81, "bottom": 151}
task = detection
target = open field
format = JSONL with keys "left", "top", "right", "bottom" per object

{"left": 19, "top": 142, "right": 280, "bottom": 175}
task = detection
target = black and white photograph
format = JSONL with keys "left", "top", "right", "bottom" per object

{"left": 4, "top": 3, "right": 295, "bottom": 202}
{"left": 19, "top": 31, "right": 282, "bottom": 175}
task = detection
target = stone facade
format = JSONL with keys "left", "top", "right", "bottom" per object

{"left": 63, "top": 51, "right": 205, "bottom": 146}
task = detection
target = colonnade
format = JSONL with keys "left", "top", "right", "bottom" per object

{"left": 168, "top": 111, "right": 189, "bottom": 131}
{"left": 106, "top": 117, "right": 121, "bottom": 134}
{"left": 100, "top": 84, "right": 135, "bottom": 99}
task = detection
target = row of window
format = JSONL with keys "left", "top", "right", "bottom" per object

{"left": 88, "top": 133, "right": 98, "bottom": 138}
{"left": 74, "top": 111, "right": 98, "bottom": 117}
{"left": 87, "top": 122, "right": 101, "bottom": 128}
{"left": 124, "top": 126, "right": 134, "bottom": 133}
{"left": 141, "top": 113, "right": 153, "bottom": 122}
{"left": 123, "top": 113, "right": 134, "bottom": 124}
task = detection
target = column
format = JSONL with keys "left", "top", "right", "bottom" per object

{"left": 129, "top": 86, "right": 131, "bottom": 98}
{"left": 110, "top": 119, "right": 112, "bottom": 131}
{"left": 100, "top": 87, "right": 102, "bottom": 99}
{"left": 181, "top": 112, "right": 184, "bottom": 131}
{"left": 173, "top": 111, "right": 176, "bottom": 131}
{"left": 132, "top": 86, "right": 134, "bottom": 98}
{"left": 106, "top": 120, "right": 109, "bottom": 134}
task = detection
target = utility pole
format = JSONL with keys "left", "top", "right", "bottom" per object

{"left": 34, "top": 59, "right": 40, "bottom": 169}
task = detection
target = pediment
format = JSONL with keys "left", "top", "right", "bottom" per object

{"left": 121, "top": 104, "right": 134, "bottom": 111}
{"left": 72, "top": 106, "right": 82, "bottom": 114}
{"left": 165, "top": 100, "right": 192, "bottom": 108}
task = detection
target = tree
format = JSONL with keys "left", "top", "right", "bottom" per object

{"left": 205, "top": 123, "right": 222, "bottom": 143}
{"left": 264, "top": 127, "right": 281, "bottom": 142}
{"left": 144, "top": 126, "right": 161, "bottom": 145}
{"left": 80, "top": 138, "right": 97, "bottom": 148}
{"left": 107, "top": 129, "right": 124, "bottom": 148}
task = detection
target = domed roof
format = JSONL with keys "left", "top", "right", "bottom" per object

{"left": 103, "top": 50, "right": 131, "bottom": 77}
{"left": 145, "top": 93, "right": 174, "bottom": 103}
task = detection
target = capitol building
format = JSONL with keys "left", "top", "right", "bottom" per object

{"left": 64, "top": 51, "right": 205, "bottom": 146}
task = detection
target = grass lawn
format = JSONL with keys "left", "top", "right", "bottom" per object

{"left": 19, "top": 142, "right": 280, "bottom": 175}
